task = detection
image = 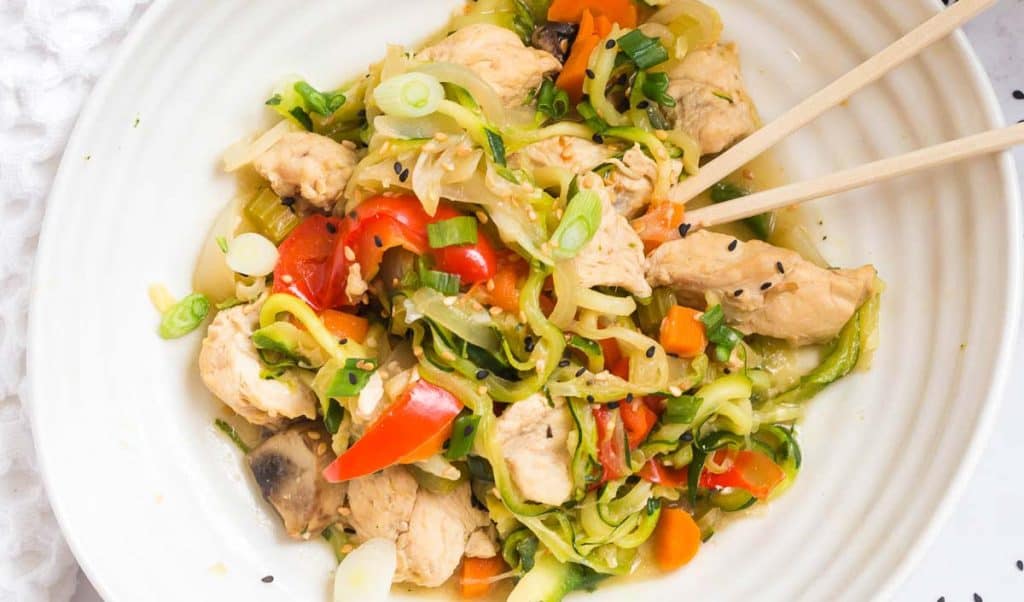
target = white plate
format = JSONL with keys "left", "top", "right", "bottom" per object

{"left": 27, "top": 1, "right": 1021, "bottom": 600}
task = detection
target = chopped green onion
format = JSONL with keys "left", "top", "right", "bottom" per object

{"left": 427, "top": 216, "right": 479, "bottom": 248}
{"left": 444, "top": 83, "right": 480, "bottom": 111}
{"left": 710, "top": 182, "right": 774, "bottom": 239}
{"left": 373, "top": 72, "right": 445, "bottom": 118}
{"left": 640, "top": 71, "right": 676, "bottom": 108}
{"left": 485, "top": 128, "right": 507, "bottom": 166}
{"left": 576, "top": 101, "right": 609, "bottom": 133}
{"left": 323, "top": 399, "right": 345, "bottom": 434}
{"left": 265, "top": 94, "right": 282, "bottom": 106}
{"left": 294, "top": 81, "right": 346, "bottom": 116}
{"left": 512, "top": 0, "right": 536, "bottom": 44}
{"left": 712, "top": 90, "right": 734, "bottom": 104}
{"left": 215, "top": 236, "right": 229, "bottom": 253}
{"left": 419, "top": 268, "right": 462, "bottom": 296}
{"left": 214, "top": 418, "right": 250, "bottom": 453}
{"left": 617, "top": 30, "right": 669, "bottom": 70}
{"left": 664, "top": 394, "right": 702, "bottom": 424}
{"left": 289, "top": 106, "right": 313, "bottom": 131}
{"left": 699, "top": 304, "right": 744, "bottom": 362}
{"left": 536, "top": 79, "right": 569, "bottom": 120}
{"left": 445, "top": 413, "right": 481, "bottom": 459}
{"left": 159, "top": 293, "right": 210, "bottom": 339}
{"left": 549, "top": 190, "right": 603, "bottom": 260}
{"left": 324, "top": 358, "right": 378, "bottom": 398}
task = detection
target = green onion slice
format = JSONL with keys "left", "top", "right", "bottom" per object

{"left": 294, "top": 81, "right": 346, "bottom": 116}
{"left": 445, "top": 413, "right": 481, "bottom": 460}
{"left": 536, "top": 79, "right": 569, "bottom": 120}
{"left": 419, "top": 268, "right": 462, "bottom": 296}
{"left": 640, "top": 71, "right": 676, "bottom": 108}
{"left": 427, "top": 216, "right": 479, "bottom": 248}
{"left": 159, "top": 293, "right": 210, "bottom": 339}
{"left": 617, "top": 30, "right": 670, "bottom": 70}
{"left": 485, "top": 128, "right": 507, "bottom": 166}
{"left": 373, "top": 72, "right": 445, "bottom": 118}
{"left": 324, "top": 358, "right": 378, "bottom": 398}
{"left": 549, "top": 190, "right": 603, "bottom": 260}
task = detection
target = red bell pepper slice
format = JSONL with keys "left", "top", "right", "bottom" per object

{"left": 699, "top": 449, "right": 785, "bottom": 500}
{"left": 322, "top": 380, "right": 463, "bottom": 482}
{"left": 620, "top": 399, "right": 658, "bottom": 449}
{"left": 271, "top": 214, "right": 352, "bottom": 311}
{"left": 639, "top": 460, "right": 688, "bottom": 488}
{"left": 593, "top": 405, "right": 629, "bottom": 483}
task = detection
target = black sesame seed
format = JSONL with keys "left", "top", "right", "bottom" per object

{"left": 326, "top": 222, "right": 337, "bottom": 234}
{"left": 586, "top": 395, "right": 595, "bottom": 403}
{"left": 937, "top": 598, "right": 945, "bottom": 602}
{"left": 1013, "top": 90, "right": 1024, "bottom": 100}
{"left": 776, "top": 261, "right": 785, "bottom": 274}
{"left": 558, "top": 358, "right": 571, "bottom": 368}
{"left": 348, "top": 372, "right": 358, "bottom": 385}
{"left": 607, "top": 401, "right": 620, "bottom": 410}
{"left": 262, "top": 575, "right": 274, "bottom": 583}
{"left": 592, "top": 133, "right": 605, "bottom": 144}
{"left": 761, "top": 282, "right": 772, "bottom": 290}
{"left": 1017, "top": 559, "right": 1023, "bottom": 571}
{"left": 546, "top": 425, "right": 554, "bottom": 438}
{"left": 585, "top": 69, "right": 595, "bottom": 79}
{"left": 475, "top": 369, "right": 489, "bottom": 380}
{"left": 605, "top": 39, "right": 616, "bottom": 49}
{"left": 524, "top": 336, "right": 535, "bottom": 352}
{"left": 575, "top": 367, "right": 586, "bottom": 377}
{"left": 339, "top": 338, "right": 348, "bottom": 345}
{"left": 463, "top": 424, "right": 474, "bottom": 437}
{"left": 348, "top": 210, "right": 358, "bottom": 220}
{"left": 281, "top": 197, "right": 296, "bottom": 207}
{"left": 636, "top": 100, "right": 650, "bottom": 109}
{"left": 625, "top": 393, "right": 634, "bottom": 402}
{"left": 681, "top": 431, "right": 693, "bottom": 442}
{"left": 581, "top": 93, "right": 590, "bottom": 103}
{"left": 373, "top": 235, "right": 383, "bottom": 248}
{"left": 973, "top": 595, "right": 983, "bottom": 602}
{"left": 645, "top": 345, "right": 656, "bottom": 358}
{"left": 723, "top": 367, "right": 731, "bottom": 374}
{"left": 728, "top": 239, "right": 738, "bottom": 251}
{"left": 393, "top": 161, "right": 403, "bottom": 174}
{"left": 678, "top": 223, "right": 692, "bottom": 238}
{"left": 733, "top": 289, "right": 743, "bottom": 297}
{"left": 399, "top": 168, "right": 410, "bottom": 182}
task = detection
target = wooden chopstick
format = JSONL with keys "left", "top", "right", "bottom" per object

{"left": 671, "top": 0, "right": 998, "bottom": 204}
{"left": 683, "top": 122, "right": 1024, "bottom": 230}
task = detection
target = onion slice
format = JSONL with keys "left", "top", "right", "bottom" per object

{"left": 333, "top": 538, "right": 397, "bottom": 602}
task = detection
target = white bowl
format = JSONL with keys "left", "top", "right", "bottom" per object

{"left": 27, "top": 0, "right": 1021, "bottom": 600}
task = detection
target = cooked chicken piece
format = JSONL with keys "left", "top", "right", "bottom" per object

{"left": 253, "top": 132, "right": 357, "bottom": 211}
{"left": 646, "top": 230, "right": 876, "bottom": 345}
{"left": 465, "top": 527, "right": 500, "bottom": 559}
{"left": 247, "top": 423, "right": 345, "bottom": 538}
{"left": 667, "top": 44, "right": 757, "bottom": 156}
{"left": 198, "top": 302, "right": 316, "bottom": 427}
{"left": 417, "top": 24, "right": 561, "bottom": 107}
{"left": 346, "top": 467, "right": 492, "bottom": 587}
{"left": 495, "top": 394, "right": 573, "bottom": 506}
{"left": 570, "top": 174, "right": 653, "bottom": 297}
{"left": 605, "top": 144, "right": 683, "bottom": 217}
{"left": 510, "top": 136, "right": 612, "bottom": 175}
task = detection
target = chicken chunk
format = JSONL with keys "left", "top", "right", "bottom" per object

{"left": 253, "top": 132, "right": 357, "bottom": 211}
{"left": 346, "top": 467, "right": 492, "bottom": 587}
{"left": 646, "top": 230, "right": 876, "bottom": 345}
{"left": 570, "top": 174, "right": 653, "bottom": 297}
{"left": 198, "top": 302, "right": 316, "bottom": 427}
{"left": 495, "top": 394, "right": 573, "bottom": 506}
{"left": 418, "top": 24, "right": 561, "bottom": 107}
{"left": 510, "top": 136, "right": 612, "bottom": 175}
{"left": 605, "top": 144, "right": 683, "bottom": 217}
{"left": 668, "top": 44, "right": 757, "bottom": 156}
{"left": 247, "top": 423, "right": 345, "bottom": 538}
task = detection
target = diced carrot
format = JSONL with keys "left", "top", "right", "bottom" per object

{"left": 654, "top": 507, "right": 701, "bottom": 571}
{"left": 548, "top": 0, "right": 637, "bottom": 28}
{"left": 620, "top": 399, "right": 658, "bottom": 448}
{"left": 556, "top": 10, "right": 613, "bottom": 103}
{"left": 320, "top": 309, "right": 369, "bottom": 343}
{"left": 460, "top": 555, "right": 508, "bottom": 598}
{"left": 632, "top": 202, "right": 686, "bottom": 253}
{"left": 598, "top": 337, "right": 622, "bottom": 371}
{"left": 490, "top": 261, "right": 525, "bottom": 313}
{"left": 659, "top": 305, "right": 708, "bottom": 358}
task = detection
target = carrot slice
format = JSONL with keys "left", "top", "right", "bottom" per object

{"left": 659, "top": 305, "right": 708, "bottom": 358}
{"left": 548, "top": 0, "right": 637, "bottom": 28}
{"left": 320, "top": 309, "right": 369, "bottom": 343}
{"left": 460, "top": 556, "right": 508, "bottom": 598}
{"left": 654, "top": 507, "right": 701, "bottom": 571}
{"left": 632, "top": 202, "right": 687, "bottom": 253}
{"left": 556, "top": 10, "right": 613, "bottom": 103}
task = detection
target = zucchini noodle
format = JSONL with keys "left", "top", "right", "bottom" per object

{"left": 259, "top": 293, "right": 368, "bottom": 361}
{"left": 584, "top": 26, "right": 630, "bottom": 128}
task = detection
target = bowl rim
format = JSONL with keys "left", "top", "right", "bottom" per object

{"left": 25, "top": 0, "right": 1022, "bottom": 600}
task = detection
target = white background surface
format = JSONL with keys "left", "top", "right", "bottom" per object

{"left": 15, "top": 0, "right": 1020, "bottom": 600}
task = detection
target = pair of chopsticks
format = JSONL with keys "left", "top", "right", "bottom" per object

{"left": 680, "top": 0, "right": 1022, "bottom": 231}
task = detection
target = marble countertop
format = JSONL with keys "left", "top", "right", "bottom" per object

{"left": 66, "top": 1, "right": 1024, "bottom": 600}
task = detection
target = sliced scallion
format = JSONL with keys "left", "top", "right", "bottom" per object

{"left": 549, "top": 190, "right": 603, "bottom": 260}
{"left": 576, "top": 101, "right": 609, "bottom": 133}
{"left": 324, "top": 358, "right": 378, "bottom": 398}
{"left": 617, "top": 30, "right": 669, "bottom": 70}
{"left": 640, "top": 71, "right": 676, "bottom": 108}
{"left": 419, "top": 268, "right": 462, "bottom": 296}
{"left": 373, "top": 72, "right": 445, "bottom": 118}
{"left": 444, "top": 413, "right": 481, "bottom": 459}
{"left": 294, "top": 81, "right": 346, "bottom": 116}
{"left": 427, "top": 216, "right": 478, "bottom": 248}
{"left": 159, "top": 293, "right": 210, "bottom": 339}
{"left": 485, "top": 128, "right": 507, "bottom": 166}
{"left": 699, "top": 304, "right": 744, "bottom": 362}
{"left": 536, "top": 79, "right": 569, "bottom": 120}
{"left": 289, "top": 106, "right": 313, "bottom": 131}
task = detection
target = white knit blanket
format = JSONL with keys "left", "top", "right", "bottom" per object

{"left": 0, "top": 1, "right": 149, "bottom": 600}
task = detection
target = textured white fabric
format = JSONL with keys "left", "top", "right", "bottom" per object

{"left": 0, "top": 1, "right": 150, "bottom": 601}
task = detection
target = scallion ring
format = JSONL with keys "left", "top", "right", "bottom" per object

{"left": 549, "top": 190, "right": 603, "bottom": 260}
{"left": 373, "top": 72, "right": 445, "bottom": 118}
{"left": 427, "top": 216, "right": 478, "bottom": 248}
